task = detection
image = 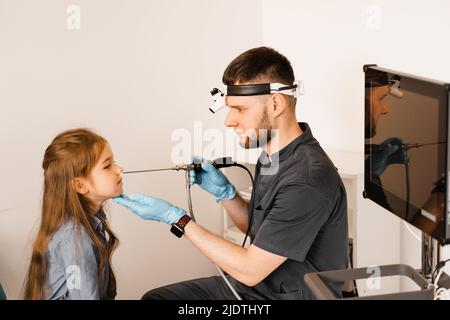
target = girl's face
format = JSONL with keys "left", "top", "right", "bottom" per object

{"left": 84, "top": 143, "right": 124, "bottom": 208}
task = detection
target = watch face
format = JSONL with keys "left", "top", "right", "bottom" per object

{"left": 170, "top": 224, "right": 183, "bottom": 238}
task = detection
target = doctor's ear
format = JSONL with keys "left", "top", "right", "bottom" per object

{"left": 73, "top": 177, "right": 89, "bottom": 195}
{"left": 271, "top": 93, "right": 287, "bottom": 116}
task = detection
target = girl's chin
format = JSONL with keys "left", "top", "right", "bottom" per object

{"left": 109, "top": 187, "right": 124, "bottom": 199}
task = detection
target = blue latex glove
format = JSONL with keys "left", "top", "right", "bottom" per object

{"left": 370, "top": 137, "right": 407, "bottom": 176}
{"left": 112, "top": 194, "right": 186, "bottom": 225}
{"left": 189, "top": 156, "right": 236, "bottom": 202}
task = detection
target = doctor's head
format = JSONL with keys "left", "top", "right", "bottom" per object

{"left": 365, "top": 70, "right": 391, "bottom": 138}
{"left": 222, "top": 47, "right": 297, "bottom": 149}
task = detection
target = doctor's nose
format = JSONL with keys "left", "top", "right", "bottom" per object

{"left": 224, "top": 110, "right": 238, "bottom": 128}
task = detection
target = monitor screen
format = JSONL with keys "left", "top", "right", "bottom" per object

{"left": 364, "top": 65, "right": 450, "bottom": 244}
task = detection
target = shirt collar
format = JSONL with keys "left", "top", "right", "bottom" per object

{"left": 259, "top": 122, "right": 314, "bottom": 165}
{"left": 90, "top": 209, "right": 106, "bottom": 231}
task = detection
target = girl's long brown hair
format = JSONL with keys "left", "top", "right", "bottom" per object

{"left": 24, "top": 128, "right": 119, "bottom": 300}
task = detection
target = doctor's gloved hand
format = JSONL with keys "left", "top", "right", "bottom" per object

{"left": 370, "top": 137, "right": 407, "bottom": 176}
{"left": 112, "top": 194, "right": 186, "bottom": 225}
{"left": 189, "top": 156, "right": 236, "bottom": 202}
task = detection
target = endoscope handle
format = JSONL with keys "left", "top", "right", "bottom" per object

{"left": 190, "top": 157, "right": 236, "bottom": 173}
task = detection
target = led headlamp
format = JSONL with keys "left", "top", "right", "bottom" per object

{"left": 209, "top": 81, "right": 301, "bottom": 114}
{"left": 388, "top": 75, "right": 403, "bottom": 98}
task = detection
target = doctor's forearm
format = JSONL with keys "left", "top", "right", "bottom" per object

{"left": 184, "top": 221, "right": 254, "bottom": 286}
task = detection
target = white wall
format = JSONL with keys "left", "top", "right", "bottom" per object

{"left": 0, "top": 0, "right": 263, "bottom": 299}
{"left": 2, "top": 0, "right": 450, "bottom": 300}
{"left": 262, "top": 0, "right": 450, "bottom": 291}
{"left": 262, "top": 0, "right": 450, "bottom": 152}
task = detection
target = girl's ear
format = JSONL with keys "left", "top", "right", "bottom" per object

{"left": 73, "top": 177, "right": 88, "bottom": 195}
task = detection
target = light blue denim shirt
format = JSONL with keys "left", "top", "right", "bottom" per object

{"left": 46, "top": 210, "right": 110, "bottom": 300}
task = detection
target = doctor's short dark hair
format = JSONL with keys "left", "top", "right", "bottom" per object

{"left": 222, "top": 47, "right": 295, "bottom": 86}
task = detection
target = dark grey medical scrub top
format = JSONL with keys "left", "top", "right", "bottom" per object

{"left": 230, "top": 122, "right": 349, "bottom": 300}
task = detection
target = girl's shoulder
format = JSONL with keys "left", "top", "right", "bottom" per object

{"left": 48, "top": 219, "right": 91, "bottom": 253}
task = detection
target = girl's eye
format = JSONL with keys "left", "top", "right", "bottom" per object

{"left": 104, "top": 160, "right": 116, "bottom": 169}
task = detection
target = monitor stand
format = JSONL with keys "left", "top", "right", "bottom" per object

{"left": 421, "top": 233, "right": 439, "bottom": 278}
{"left": 304, "top": 233, "right": 450, "bottom": 299}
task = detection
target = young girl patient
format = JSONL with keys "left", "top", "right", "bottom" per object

{"left": 24, "top": 128, "right": 123, "bottom": 300}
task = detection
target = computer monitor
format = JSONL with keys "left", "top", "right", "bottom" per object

{"left": 364, "top": 65, "right": 450, "bottom": 244}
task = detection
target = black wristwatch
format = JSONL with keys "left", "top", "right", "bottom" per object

{"left": 170, "top": 214, "right": 192, "bottom": 238}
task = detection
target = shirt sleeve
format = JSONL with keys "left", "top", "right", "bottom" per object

{"left": 252, "top": 184, "right": 330, "bottom": 262}
{"left": 54, "top": 228, "right": 100, "bottom": 300}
